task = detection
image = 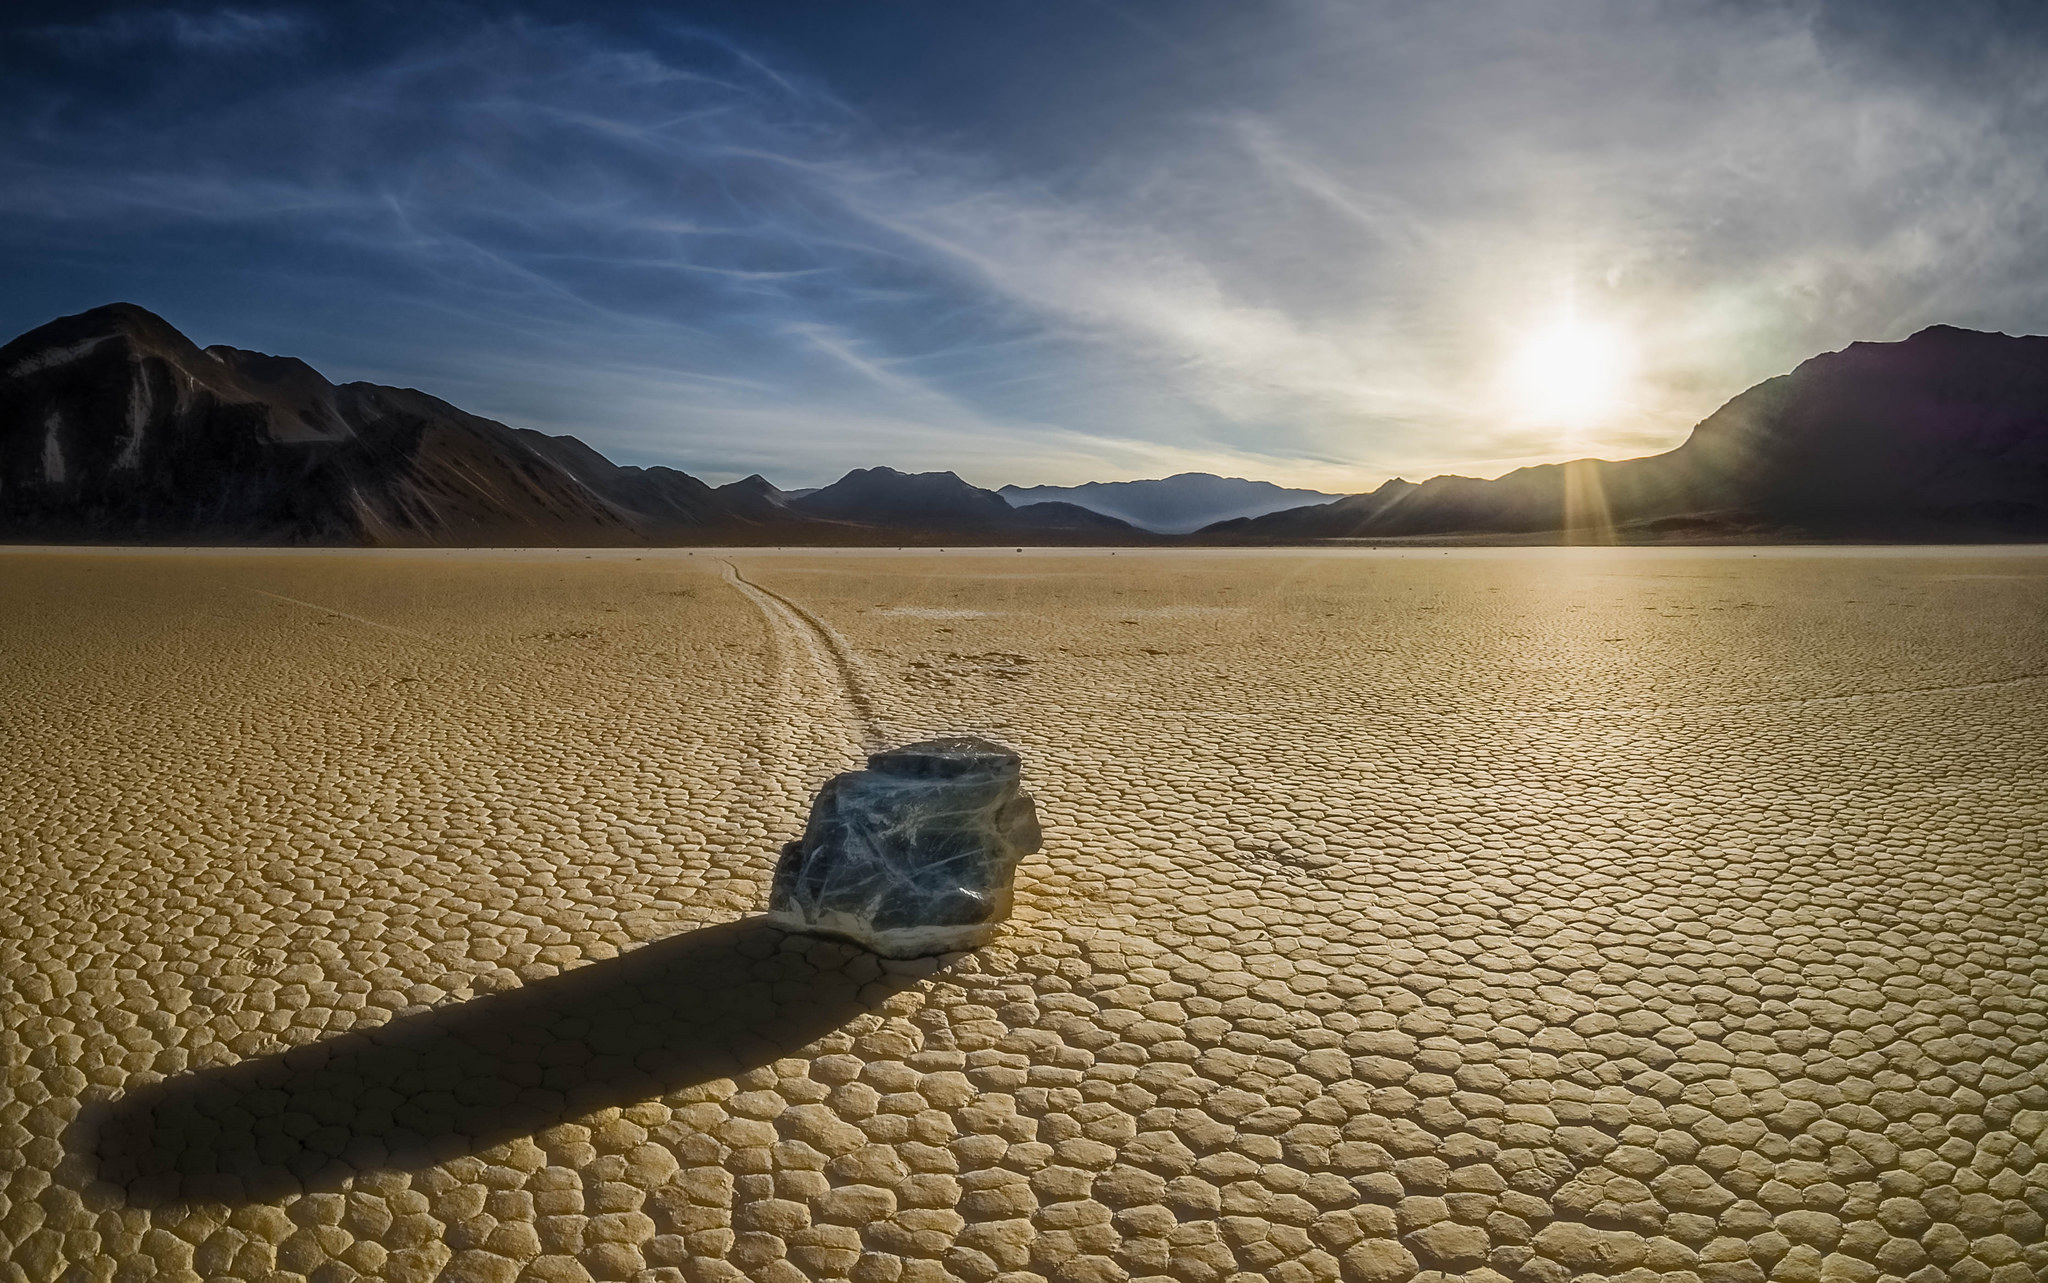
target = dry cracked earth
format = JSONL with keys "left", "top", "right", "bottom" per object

{"left": 0, "top": 546, "right": 2043, "bottom": 1283}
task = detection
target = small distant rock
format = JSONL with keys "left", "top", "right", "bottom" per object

{"left": 768, "top": 736, "right": 1041, "bottom": 958}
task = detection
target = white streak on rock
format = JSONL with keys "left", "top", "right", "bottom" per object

{"left": 9, "top": 335, "right": 112, "bottom": 378}
{"left": 768, "top": 737, "right": 1040, "bottom": 957}
{"left": 42, "top": 413, "right": 66, "bottom": 484}
{"left": 115, "top": 371, "right": 151, "bottom": 470}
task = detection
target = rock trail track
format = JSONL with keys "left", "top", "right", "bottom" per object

{"left": 720, "top": 559, "right": 889, "bottom": 758}
{"left": 0, "top": 546, "right": 2041, "bottom": 1283}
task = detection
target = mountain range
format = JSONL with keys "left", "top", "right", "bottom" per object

{"left": 0, "top": 304, "right": 1140, "bottom": 545}
{"left": 1000, "top": 475, "right": 1345, "bottom": 533}
{"left": 3, "top": 304, "right": 2045, "bottom": 545}
{"left": 1206, "top": 325, "right": 2048, "bottom": 541}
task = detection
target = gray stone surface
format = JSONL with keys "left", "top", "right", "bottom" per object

{"left": 768, "top": 736, "right": 1041, "bottom": 957}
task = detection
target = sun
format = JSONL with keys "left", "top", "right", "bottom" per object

{"left": 1508, "top": 315, "right": 1631, "bottom": 427}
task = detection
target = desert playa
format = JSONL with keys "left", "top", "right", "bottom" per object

{"left": 1, "top": 546, "right": 2043, "bottom": 1283}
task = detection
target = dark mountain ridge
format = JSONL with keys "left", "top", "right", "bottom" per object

{"left": 5, "top": 305, "right": 2044, "bottom": 546}
{"left": 1208, "top": 325, "right": 2048, "bottom": 541}
{"left": 1000, "top": 473, "right": 1347, "bottom": 533}
{"left": 794, "top": 467, "right": 1135, "bottom": 534}
{"left": 1, "top": 303, "right": 705, "bottom": 544}
{"left": 0, "top": 304, "right": 1140, "bottom": 545}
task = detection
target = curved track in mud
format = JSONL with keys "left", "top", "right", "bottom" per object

{"left": 722, "top": 558, "right": 890, "bottom": 756}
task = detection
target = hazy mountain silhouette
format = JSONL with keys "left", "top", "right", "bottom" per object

{"left": 1001, "top": 473, "right": 1346, "bottom": 533}
{"left": 1208, "top": 326, "right": 2048, "bottom": 541}
{"left": 792, "top": 466, "right": 1137, "bottom": 535}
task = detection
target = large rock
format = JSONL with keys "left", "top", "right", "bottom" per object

{"left": 767, "top": 737, "right": 1040, "bottom": 957}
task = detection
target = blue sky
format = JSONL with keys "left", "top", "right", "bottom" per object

{"left": 4, "top": 1, "right": 2046, "bottom": 489}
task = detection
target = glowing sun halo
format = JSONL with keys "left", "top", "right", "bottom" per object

{"left": 1508, "top": 317, "right": 1631, "bottom": 426}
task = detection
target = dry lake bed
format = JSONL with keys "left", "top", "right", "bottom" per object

{"left": 0, "top": 546, "right": 2042, "bottom": 1283}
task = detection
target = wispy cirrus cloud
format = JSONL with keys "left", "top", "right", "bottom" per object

{"left": 37, "top": 6, "right": 308, "bottom": 54}
{"left": 1, "top": 3, "right": 2045, "bottom": 489}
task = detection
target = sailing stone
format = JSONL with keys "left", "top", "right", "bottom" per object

{"left": 768, "top": 737, "right": 1041, "bottom": 957}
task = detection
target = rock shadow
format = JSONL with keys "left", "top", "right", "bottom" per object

{"left": 73, "top": 917, "right": 914, "bottom": 1207}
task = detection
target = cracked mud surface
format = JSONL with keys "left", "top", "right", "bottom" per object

{"left": 1, "top": 546, "right": 2043, "bottom": 1283}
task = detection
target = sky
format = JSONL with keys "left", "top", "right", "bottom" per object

{"left": 4, "top": 1, "right": 2046, "bottom": 490}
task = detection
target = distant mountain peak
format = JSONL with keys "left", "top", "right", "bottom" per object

{"left": 57, "top": 300, "right": 182, "bottom": 337}
{"left": 1000, "top": 471, "right": 1348, "bottom": 533}
{"left": 713, "top": 473, "right": 793, "bottom": 518}
{"left": 1907, "top": 323, "right": 2006, "bottom": 341}
{"left": 792, "top": 465, "right": 1139, "bottom": 535}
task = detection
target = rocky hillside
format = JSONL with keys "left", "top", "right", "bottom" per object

{"left": 0, "top": 304, "right": 767, "bottom": 544}
{"left": 0, "top": 305, "right": 1139, "bottom": 545}
{"left": 1207, "top": 326, "right": 2048, "bottom": 541}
